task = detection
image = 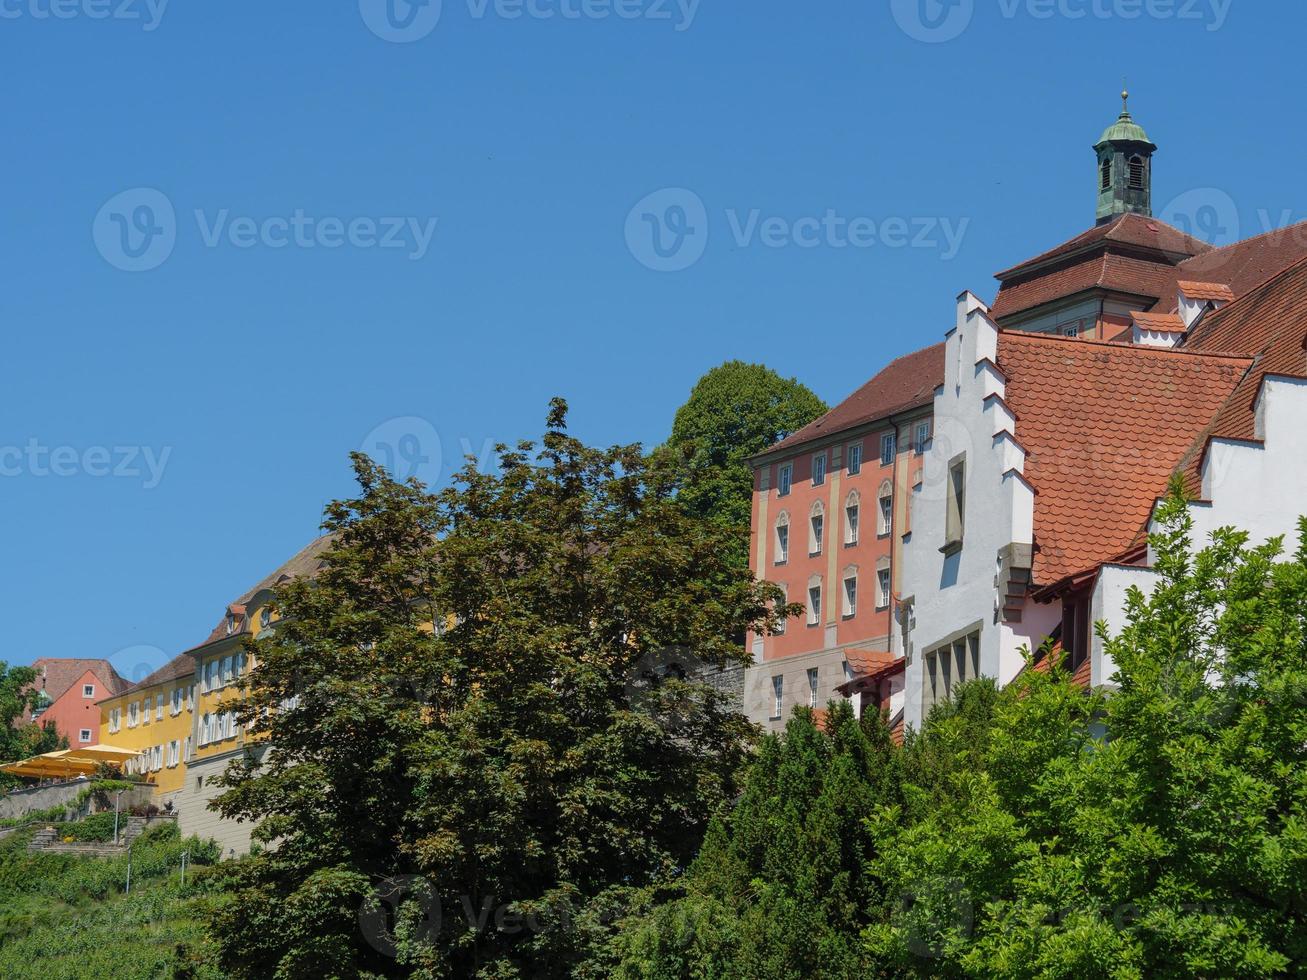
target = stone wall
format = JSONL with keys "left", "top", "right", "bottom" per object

{"left": 0, "top": 779, "right": 152, "bottom": 822}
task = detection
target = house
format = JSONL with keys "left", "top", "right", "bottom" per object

{"left": 759, "top": 95, "right": 1307, "bottom": 734}
{"left": 25, "top": 658, "right": 128, "bottom": 748}
{"left": 742, "top": 345, "right": 940, "bottom": 734}
{"left": 97, "top": 536, "right": 331, "bottom": 852}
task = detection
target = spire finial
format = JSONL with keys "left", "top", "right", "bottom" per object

{"left": 1121, "top": 82, "right": 1130, "bottom": 116}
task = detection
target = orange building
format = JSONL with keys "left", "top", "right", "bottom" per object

{"left": 27, "top": 658, "right": 128, "bottom": 749}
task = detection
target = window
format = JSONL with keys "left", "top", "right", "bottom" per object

{"left": 775, "top": 584, "right": 788, "bottom": 635}
{"left": 186, "top": 685, "right": 195, "bottom": 711}
{"left": 259, "top": 607, "right": 271, "bottom": 628}
{"left": 199, "top": 713, "right": 211, "bottom": 746}
{"left": 237, "top": 651, "right": 247, "bottom": 676}
{"left": 807, "top": 580, "right": 822, "bottom": 626}
{"left": 914, "top": 421, "right": 931, "bottom": 455}
{"left": 141, "top": 699, "right": 150, "bottom": 725}
{"left": 843, "top": 660, "right": 853, "bottom": 683}
{"left": 168, "top": 740, "right": 180, "bottom": 767}
{"left": 878, "top": 483, "right": 893, "bottom": 536}
{"left": 82, "top": 684, "right": 95, "bottom": 698}
{"left": 807, "top": 668, "right": 819, "bottom": 707}
{"left": 221, "top": 656, "right": 233, "bottom": 684}
{"left": 226, "top": 615, "right": 236, "bottom": 636}
{"left": 945, "top": 456, "right": 966, "bottom": 551}
{"left": 1128, "top": 155, "right": 1145, "bottom": 189}
{"left": 1061, "top": 322, "right": 1080, "bottom": 338}
{"left": 79, "top": 729, "right": 92, "bottom": 743}
{"left": 771, "top": 675, "right": 784, "bottom": 719}
{"left": 778, "top": 464, "right": 793, "bottom": 497}
{"left": 845, "top": 492, "right": 860, "bottom": 545}
{"left": 775, "top": 513, "right": 790, "bottom": 564}
{"left": 109, "top": 708, "right": 121, "bottom": 734}
{"left": 924, "top": 630, "right": 981, "bottom": 713}
{"left": 1100, "top": 156, "right": 1112, "bottom": 190}
{"left": 128, "top": 701, "right": 139, "bottom": 727}
{"left": 880, "top": 432, "right": 896, "bottom": 467}
{"left": 171, "top": 688, "right": 182, "bottom": 715}
{"left": 847, "top": 443, "right": 862, "bottom": 475}
{"left": 155, "top": 694, "right": 164, "bottom": 720}
{"left": 877, "top": 568, "right": 892, "bottom": 609}
{"left": 224, "top": 712, "right": 236, "bottom": 739}
{"left": 205, "top": 660, "right": 218, "bottom": 692}
{"left": 183, "top": 736, "right": 193, "bottom": 761}
{"left": 810, "top": 504, "right": 824, "bottom": 556}
{"left": 843, "top": 571, "right": 858, "bottom": 617}
{"left": 812, "top": 453, "right": 827, "bottom": 487}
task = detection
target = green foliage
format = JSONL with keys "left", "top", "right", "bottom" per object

{"left": 205, "top": 401, "right": 791, "bottom": 978}
{"left": 0, "top": 779, "right": 140, "bottom": 829}
{"left": 0, "top": 822, "right": 224, "bottom": 978}
{"left": 663, "top": 362, "right": 826, "bottom": 569}
{"left": 0, "top": 662, "right": 68, "bottom": 790}
{"left": 58, "top": 811, "right": 119, "bottom": 842}
{"left": 621, "top": 492, "right": 1307, "bottom": 978}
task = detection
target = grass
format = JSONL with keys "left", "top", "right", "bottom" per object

{"left": 0, "top": 820, "right": 228, "bottom": 978}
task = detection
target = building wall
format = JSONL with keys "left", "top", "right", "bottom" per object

{"left": 900, "top": 293, "right": 1054, "bottom": 733}
{"left": 174, "top": 745, "right": 266, "bottom": 857}
{"left": 41, "top": 669, "right": 111, "bottom": 748}
{"left": 98, "top": 675, "right": 195, "bottom": 797}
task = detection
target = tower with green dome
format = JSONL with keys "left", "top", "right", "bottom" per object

{"left": 1094, "top": 90, "right": 1157, "bottom": 224}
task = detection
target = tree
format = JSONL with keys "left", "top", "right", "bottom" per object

{"left": 664, "top": 362, "right": 826, "bottom": 568}
{"left": 615, "top": 701, "right": 903, "bottom": 979}
{"left": 205, "top": 400, "right": 792, "bottom": 979}
{"left": 0, "top": 662, "right": 66, "bottom": 788}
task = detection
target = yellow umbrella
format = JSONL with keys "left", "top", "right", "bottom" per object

{"left": 66, "top": 744, "right": 139, "bottom": 767}
{"left": 0, "top": 750, "right": 98, "bottom": 779}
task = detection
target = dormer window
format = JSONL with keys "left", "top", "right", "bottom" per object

{"left": 226, "top": 615, "right": 237, "bottom": 636}
{"left": 259, "top": 607, "right": 271, "bottom": 628}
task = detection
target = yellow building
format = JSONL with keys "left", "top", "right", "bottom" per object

{"left": 97, "top": 537, "right": 332, "bottom": 847}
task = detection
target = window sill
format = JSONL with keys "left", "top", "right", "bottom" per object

{"left": 774, "top": 559, "right": 788, "bottom": 567}
{"left": 808, "top": 551, "right": 823, "bottom": 558}
{"left": 842, "top": 612, "right": 856, "bottom": 621}
{"left": 845, "top": 539, "right": 859, "bottom": 549}
{"left": 940, "top": 540, "right": 963, "bottom": 556}
{"left": 877, "top": 531, "right": 891, "bottom": 541}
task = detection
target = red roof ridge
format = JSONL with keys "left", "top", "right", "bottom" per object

{"left": 1187, "top": 251, "right": 1307, "bottom": 350}
{"left": 998, "top": 328, "right": 1252, "bottom": 361}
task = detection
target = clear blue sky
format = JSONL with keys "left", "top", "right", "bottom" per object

{"left": 2, "top": 0, "right": 1297, "bottom": 681}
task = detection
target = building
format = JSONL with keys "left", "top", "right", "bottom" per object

{"left": 97, "top": 537, "right": 331, "bottom": 852}
{"left": 742, "top": 345, "right": 940, "bottom": 734}
{"left": 25, "top": 658, "right": 128, "bottom": 748}
{"left": 743, "top": 95, "right": 1307, "bottom": 734}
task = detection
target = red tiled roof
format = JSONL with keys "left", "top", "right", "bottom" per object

{"left": 1176, "top": 253, "right": 1307, "bottom": 493}
{"left": 1152, "top": 223, "right": 1307, "bottom": 314}
{"left": 991, "top": 251, "right": 1181, "bottom": 320}
{"left": 998, "top": 331, "right": 1251, "bottom": 584}
{"left": 109, "top": 652, "right": 198, "bottom": 701}
{"left": 760, "top": 344, "right": 944, "bottom": 457}
{"left": 29, "top": 658, "right": 128, "bottom": 702}
{"left": 994, "top": 214, "right": 1212, "bottom": 280}
{"left": 1132, "top": 311, "right": 1185, "bottom": 332}
{"left": 200, "top": 536, "right": 334, "bottom": 644}
{"left": 1178, "top": 281, "right": 1236, "bottom": 303}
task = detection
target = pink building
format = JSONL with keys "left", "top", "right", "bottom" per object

{"left": 27, "top": 658, "right": 128, "bottom": 748}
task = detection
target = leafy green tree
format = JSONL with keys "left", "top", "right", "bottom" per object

{"left": 664, "top": 362, "right": 826, "bottom": 568}
{"left": 0, "top": 663, "right": 66, "bottom": 789}
{"left": 615, "top": 701, "right": 902, "bottom": 979}
{"left": 205, "top": 400, "right": 791, "bottom": 979}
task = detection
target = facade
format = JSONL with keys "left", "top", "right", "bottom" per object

{"left": 773, "top": 97, "right": 1307, "bottom": 735}
{"left": 97, "top": 537, "right": 331, "bottom": 852}
{"left": 743, "top": 345, "right": 941, "bottom": 734}
{"left": 26, "top": 658, "right": 127, "bottom": 748}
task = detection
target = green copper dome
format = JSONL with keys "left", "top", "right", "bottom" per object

{"left": 1095, "top": 90, "right": 1156, "bottom": 149}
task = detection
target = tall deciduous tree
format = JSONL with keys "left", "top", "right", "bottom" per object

{"left": 0, "top": 663, "right": 66, "bottom": 788}
{"left": 664, "top": 362, "right": 826, "bottom": 568}
{"left": 205, "top": 400, "right": 791, "bottom": 978}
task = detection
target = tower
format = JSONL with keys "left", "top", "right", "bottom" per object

{"left": 1094, "top": 90, "right": 1156, "bottom": 225}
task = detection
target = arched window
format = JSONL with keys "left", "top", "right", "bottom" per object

{"left": 1128, "top": 155, "right": 1145, "bottom": 190}
{"left": 876, "top": 556, "right": 893, "bottom": 610}
{"left": 774, "top": 511, "right": 790, "bottom": 564}
{"left": 878, "top": 480, "right": 894, "bottom": 536}
{"left": 841, "top": 565, "right": 859, "bottom": 617}
{"left": 1100, "top": 157, "right": 1112, "bottom": 191}
{"left": 809, "top": 501, "right": 825, "bottom": 556}
{"left": 844, "top": 490, "right": 861, "bottom": 545}
{"left": 807, "top": 574, "right": 823, "bottom": 626}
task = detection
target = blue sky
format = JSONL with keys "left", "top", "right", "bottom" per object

{"left": 2, "top": 0, "right": 1297, "bottom": 681}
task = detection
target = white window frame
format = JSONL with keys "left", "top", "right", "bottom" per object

{"left": 812, "top": 452, "right": 827, "bottom": 487}
{"left": 847, "top": 443, "right": 862, "bottom": 475}
{"left": 880, "top": 432, "right": 896, "bottom": 467}
{"left": 809, "top": 503, "right": 824, "bottom": 556}
{"left": 845, "top": 491, "right": 860, "bottom": 546}
{"left": 82, "top": 684, "right": 95, "bottom": 698}
{"left": 843, "top": 570, "right": 858, "bottom": 617}
{"left": 914, "top": 420, "right": 931, "bottom": 455}
{"left": 128, "top": 701, "right": 139, "bottom": 728}
{"left": 775, "top": 514, "right": 790, "bottom": 564}
{"left": 771, "top": 675, "right": 784, "bottom": 720}
{"left": 155, "top": 693, "right": 164, "bottom": 721}
{"left": 877, "top": 567, "right": 892, "bottom": 610}
{"left": 807, "top": 667, "right": 819, "bottom": 707}
{"left": 775, "top": 584, "right": 788, "bottom": 635}
{"left": 807, "top": 579, "right": 822, "bottom": 626}
{"left": 778, "top": 464, "right": 793, "bottom": 497}
{"left": 79, "top": 728, "right": 92, "bottom": 743}
{"left": 879, "top": 484, "right": 894, "bottom": 537}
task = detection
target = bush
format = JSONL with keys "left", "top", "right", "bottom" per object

{"left": 59, "top": 812, "right": 119, "bottom": 843}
